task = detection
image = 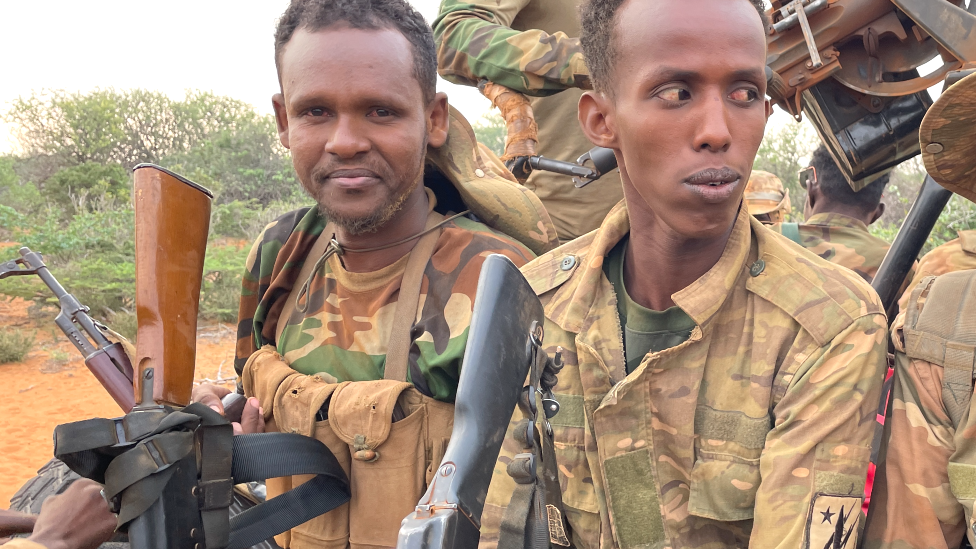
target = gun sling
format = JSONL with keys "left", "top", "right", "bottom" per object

{"left": 53, "top": 403, "right": 351, "bottom": 549}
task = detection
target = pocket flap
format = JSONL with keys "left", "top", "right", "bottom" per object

{"left": 272, "top": 372, "right": 342, "bottom": 437}
{"left": 688, "top": 450, "right": 761, "bottom": 522}
{"left": 329, "top": 380, "right": 413, "bottom": 449}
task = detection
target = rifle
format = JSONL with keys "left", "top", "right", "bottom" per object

{"left": 397, "top": 253, "right": 552, "bottom": 548}
{"left": 0, "top": 248, "right": 136, "bottom": 412}
{"left": 42, "top": 165, "right": 349, "bottom": 549}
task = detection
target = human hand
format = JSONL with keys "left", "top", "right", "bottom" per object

{"left": 235, "top": 397, "right": 265, "bottom": 435}
{"left": 190, "top": 383, "right": 232, "bottom": 414}
{"left": 28, "top": 479, "right": 115, "bottom": 549}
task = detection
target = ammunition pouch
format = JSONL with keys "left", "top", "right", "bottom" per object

{"left": 53, "top": 402, "right": 350, "bottom": 549}
{"left": 243, "top": 346, "right": 454, "bottom": 549}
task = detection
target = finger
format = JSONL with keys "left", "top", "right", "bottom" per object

{"left": 233, "top": 422, "right": 243, "bottom": 436}
{"left": 240, "top": 398, "right": 264, "bottom": 434}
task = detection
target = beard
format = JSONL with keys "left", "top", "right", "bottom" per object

{"left": 307, "top": 133, "right": 428, "bottom": 236}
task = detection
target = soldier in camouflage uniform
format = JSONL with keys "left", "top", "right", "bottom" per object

{"left": 896, "top": 230, "right": 976, "bottom": 310}
{"left": 194, "top": 0, "right": 557, "bottom": 545}
{"left": 743, "top": 170, "right": 790, "bottom": 224}
{"left": 768, "top": 145, "right": 893, "bottom": 283}
{"left": 863, "top": 70, "right": 976, "bottom": 549}
{"left": 480, "top": 0, "right": 887, "bottom": 547}
{"left": 432, "top": 0, "right": 624, "bottom": 242}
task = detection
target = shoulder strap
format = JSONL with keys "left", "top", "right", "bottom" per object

{"left": 384, "top": 212, "right": 444, "bottom": 381}
{"left": 780, "top": 222, "right": 802, "bottom": 245}
{"left": 275, "top": 222, "right": 336, "bottom": 345}
{"left": 903, "top": 271, "right": 976, "bottom": 426}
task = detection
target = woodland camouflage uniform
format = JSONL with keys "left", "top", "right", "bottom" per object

{"left": 482, "top": 201, "right": 888, "bottom": 549}
{"left": 432, "top": 0, "right": 623, "bottom": 242}
{"left": 862, "top": 70, "right": 976, "bottom": 549}
{"left": 769, "top": 213, "right": 894, "bottom": 283}
{"left": 234, "top": 108, "right": 559, "bottom": 386}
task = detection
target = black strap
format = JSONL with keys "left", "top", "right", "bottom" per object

{"left": 53, "top": 404, "right": 350, "bottom": 549}
{"left": 228, "top": 434, "right": 350, "bottom": 549}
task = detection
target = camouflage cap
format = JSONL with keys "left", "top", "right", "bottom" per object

{"left": 426, "top": 106, "right": 559, "bottom": 255}
{"left": 919, "top": 70, "right": 976, "bottom": 204}
{"left": 744, "top": 170, "right": 791, "bottom": 218}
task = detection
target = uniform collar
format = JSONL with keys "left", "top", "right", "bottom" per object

{"left": 806, "top": 212, "right": 869, "bottom": 232}
{"left": 549, "top": 202, "right": 753, "bottom": 332}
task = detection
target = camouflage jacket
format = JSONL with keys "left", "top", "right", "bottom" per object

{"left": 432, "top": 0, "right": 623, "bottom": 241}
{"left": 863, "top": 271, "right": 976, "bottom": 549}
{"left": 481, "top": 202, "right": 888, "bottom": 549}
{"left": 769, "top": 213, "right": 893, "bottom": 283}
{"left": 234, "top": 108, "right": 556, "bottom": 399}
{"left": 898, "top": 229, "right": 976, "bottom": 309}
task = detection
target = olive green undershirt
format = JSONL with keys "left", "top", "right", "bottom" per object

{"left": 604, "top": 236, "right": 696, "bottom": 373}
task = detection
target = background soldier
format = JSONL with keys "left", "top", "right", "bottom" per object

{"left": 480, "top": 0, "right": 887, "bottom": 547}
{"left": 769, "top": 145, "right": 893, "bottom": 283}
{"left": 898, "top": 228, "right": 976, "bottom": 309}
{"left": 863, "top": 70, "right": 976, "bottom": 549}
{"left": 433, "top": 0, "right": 624, "bottom": 242}
{"left": 743, "top": 170, "right": 790, "bottom": 224}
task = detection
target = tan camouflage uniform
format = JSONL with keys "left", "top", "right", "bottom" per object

{"left": 863, "top": 272, "right": 976, "bottom": 549}
{"left": 861, "top": 70, "right": 976, "bottom": 549}
{"left": 769, "top": 213, "right": 896, "bottom": 284}
{"left": 432, "top": 0, "right": 624, "bottom": 242}
{"left": 743, "top": 170, "right": 790, "bottom": 224}
{"left": 897, "top": 229, "right": 976, "bottom": 309}
{"left": 481, "top": 201, "right": 888, "bottom": 549}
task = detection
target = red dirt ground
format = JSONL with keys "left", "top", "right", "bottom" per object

{"left": 0, "top": 297, "right": 238, "bottom": 507}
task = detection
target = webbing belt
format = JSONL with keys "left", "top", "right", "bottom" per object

{"left": 54, "top": 403, "right": 350, "bottom": 549}
{"left": 904, "top": 272, "right": 976, "bottom": 427}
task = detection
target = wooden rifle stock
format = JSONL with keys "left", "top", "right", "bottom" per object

{"left": 132, "top": 164, "right": 213, "bottom": 407}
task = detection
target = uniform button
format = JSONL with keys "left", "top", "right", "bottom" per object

{"left": 475, "top": 168, "right": 486, "bottom": 178}
{"left": 749, "top": 259, "right": 765, "bottom": 277}
{"left": 560, "top": 255, "right": 576, "bottom": 271}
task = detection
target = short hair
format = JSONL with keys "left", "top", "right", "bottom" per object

{"left": 810, "top": 145, "right": 888, "bottom": 212}
{"left": 580, "top": 0, "right": 769, "bottom": 95}
{"left": 274, "top": 0, "right": 437, "bottom": 104}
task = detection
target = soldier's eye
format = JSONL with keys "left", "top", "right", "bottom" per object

{"left": 656, "top": 87, "right": 691, "bottom": 102}
{"left": 369, "top": 108, "right": 394, "bottom": 117}
{"left": 308, "top": 108, "right": 326, "bottom": 117}
{"left": 729, "top": 88, "right": 759, "bottom": 103}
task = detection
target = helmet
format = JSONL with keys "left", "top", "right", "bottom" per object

{"left": 744, "top": 170, "right": 791, "bottom": 223}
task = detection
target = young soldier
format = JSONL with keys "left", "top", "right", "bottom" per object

{"left": 433, "top": 0, "right": 624, "bottom": 242}
{"left": 480, "top": 0, "right": 888, "bottom": 547}
{"left": 194, "top": 0, "right": 558, "bottom": 545}
{"left": 769, "top": 145, "right": 893, "bottom": 283}
{"left": 743, "top": 170, "right": 790, "bottom": 224}
{"left": 863, "top": 70, "right": 976, "bottom": 549}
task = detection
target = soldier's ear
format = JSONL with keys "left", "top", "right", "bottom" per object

{"left": 578, "top": 91, "right": 617, "bottom": 149}
{"left": 272, "top": 93, "right": 290, "bottom": 149}
{"left": 426, "top": 92, "right": 450, "bottom": 149}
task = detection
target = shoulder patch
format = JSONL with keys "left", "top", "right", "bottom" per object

{"left": 806, "top": 494, "right": 860, "bottom": 549}
{"left": 749, "top": 229, "right": 884, "bottom": 347}
{"left": 519, "top": 233, "right": 595, "bottom": 296}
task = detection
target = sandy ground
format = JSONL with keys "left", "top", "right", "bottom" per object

{"left": 0, "top": 297, "right": 239, "bottom": 507}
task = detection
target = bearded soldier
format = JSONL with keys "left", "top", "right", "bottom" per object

{"left": 192, "top": 0, "right": 558, "bottom": 546}
{"left": 863, "top": 70, "right": 976, "bottom": 549}
{"left": 433, "top": 0, "right": 624, "bottom": 242}
{"left": 480, "top": 0, "right": 888, "bottom": 547}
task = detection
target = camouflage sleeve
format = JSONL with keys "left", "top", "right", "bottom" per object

{"left": 750, "top": 313, "right": 888, "bottom": 549}
{"left": 432, "top": 0, "right": 590, "bottom": 96}
{"left": 862, "top": 316, "right": 968, "bottom": 549}
{"left": 234, "top": 224, "right": 273, "bottom": 377}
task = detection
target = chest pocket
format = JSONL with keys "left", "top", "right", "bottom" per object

{"left": 688, "top": 406, "right": 770, "bottom": 522}
{"left": 549, "top": 392, "right": 602, "bottom": 515}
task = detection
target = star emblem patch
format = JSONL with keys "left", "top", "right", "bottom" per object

{"left": 806, "top": 494, "right": 861, "bottom": 549}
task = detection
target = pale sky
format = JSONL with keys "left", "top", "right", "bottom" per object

{"left": 0, "top": 1, "right": 945, "bottom": 156}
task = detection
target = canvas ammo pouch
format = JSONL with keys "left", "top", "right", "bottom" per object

{"left": 243, "top": 347, "right": 454, "bottom": 549}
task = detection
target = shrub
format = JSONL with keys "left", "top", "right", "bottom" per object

{"left": 199, "top": 245, "right": 250, "bottom": 322}
{"left": 0, "top": 328, "right": 36, "bottom": 364}
{"left": 43, "top": 162, "right": 130, "bottom": 214}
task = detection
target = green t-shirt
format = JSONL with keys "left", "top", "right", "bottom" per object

{"left": 604, "top": 236, "right": 696, "bottom": 373}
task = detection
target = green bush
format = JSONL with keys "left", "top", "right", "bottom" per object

{"left": 0, "top": 328, "right": 36, "bottom": 364}
{"left": 200, "top": 245, "right": 250, "bottom": 322}
{"left": 43, "top": 162, "right": 130, "bottom": 214}
{"left": 211, "top": 200, "right": 264, "bottom": 239}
